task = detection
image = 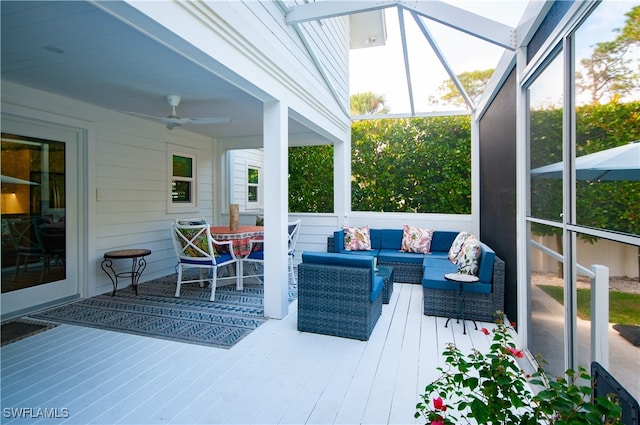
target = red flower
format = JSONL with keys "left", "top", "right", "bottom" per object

{"left": 433, "top": 396, "right": 447, "bottom": 411}
{"left": 511, "top": 321, "right": 517, "bottom": 327}
{"left": 480, "top": 327, "right": 490, "bottom": 335}
{"left": 507, "top": 347, "right": 524, "bottom": 358}
{"left": 431, "top": 419, "right": 445, "bottom": 425}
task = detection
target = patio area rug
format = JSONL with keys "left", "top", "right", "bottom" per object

{"left": 29, "top": 273, "right": 297, "bottom": 349}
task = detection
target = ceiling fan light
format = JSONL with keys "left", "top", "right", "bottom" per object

{"left": 166, "top": 95, "right": 181, "bottom": 107}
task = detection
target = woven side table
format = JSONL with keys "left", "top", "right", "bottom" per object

{"left": 376, "top": 265, "right": 394, "bottom": 304}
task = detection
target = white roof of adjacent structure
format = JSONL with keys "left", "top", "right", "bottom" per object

{"left": 285, "top": 0, "right": 532, "bottom": 118}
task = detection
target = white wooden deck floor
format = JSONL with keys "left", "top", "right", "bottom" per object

{"left": 1, "top": 283, "right": 496, "bottom": 425}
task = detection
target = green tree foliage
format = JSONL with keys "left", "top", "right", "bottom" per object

{"left": 577, "top": 41, "right": 637, "bottom": 104}
{"left": 618, "top": 5, "right": 639, "bottom": 45}
{"left": 576, "top": 5, "right": 640, "bottom": 104}
{"left": 575, "top": 101, "right": 640, "bottom": 237}
{"left": 429, "top": 69, "right": 494, "bottom": 107}
{"left": 530, "top": 100, "right": 640, "bottom": 237}
{"left": 350, "top": 91, "right": 391, "bottom": 115}
{"left": 288, "top": 145, "right": 334, "bottom": 213}
{"left": 351, "top": 116, "right": 472, "bottom": 213}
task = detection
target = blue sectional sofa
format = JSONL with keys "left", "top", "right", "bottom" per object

{"left": 297, "top": 252, "right": 384, "bottom": 341}
{"left": 328, "top": 228, "right": 505, "bottom": 322}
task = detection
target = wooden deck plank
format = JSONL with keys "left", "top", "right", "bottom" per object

{"left": 86, "top": 341, "right": 210, "bottom": 425}
{"left": 360, "top": 283, "right": 415, "bottom": 424}
{"left": 3, "top": 328, "right": 149, "bottom": 405}
{"left": 116, "top": 342, "right": 227, "bottom": 424}
{"left": 388, "top": 284, "right": 428, "bottom": 425}
{"left": 54, "top": 337, "right": 181, "bottom": 424}
{"left": 331, "top": 284, "right": 411, "bottom": 425}
{"left": 201, "top": 315, "right": 335, "bottom": 424}
{"left": 0, "top": 283, "right": 499, "bottom": 425}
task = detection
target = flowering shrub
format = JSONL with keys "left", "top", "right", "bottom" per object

{"left": 415, "top": 314, "right": 622, "bottom": 425}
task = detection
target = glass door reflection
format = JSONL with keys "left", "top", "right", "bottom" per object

{"left": 1, "top": 134, "right": 66, "bottom": 292}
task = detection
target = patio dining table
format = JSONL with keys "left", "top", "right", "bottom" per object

{"left": 209, "top": 225, "right": 264, "bottom": 257}
{"left": 210, "top": 225, "right": 264, "bottom": 289}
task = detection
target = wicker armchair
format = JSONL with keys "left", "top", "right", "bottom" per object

{"left": 297, "top": 252, "right": 383, "bottom": 341}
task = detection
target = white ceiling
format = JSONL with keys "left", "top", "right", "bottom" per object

{"left": 0, "top": 1, "right": 310, "bottom": 141}
{"left": 2, "top": 1, "right": 529, "bottom": 140}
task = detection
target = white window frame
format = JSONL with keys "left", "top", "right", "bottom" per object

{"left": 245, "top": 162, "right": 262, "bottom": 210}
{"left": 167, "top": 144, "right": 198, "bottom": 213}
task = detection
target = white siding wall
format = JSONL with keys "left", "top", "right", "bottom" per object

{"left": 227, "top": 149, "right": 265, "bottom": 214}
{"left": 2, "top": 0, "right": 353, "bottom": 308}
{"left": 2, "top": 82, "right": 215, "bottom": 297}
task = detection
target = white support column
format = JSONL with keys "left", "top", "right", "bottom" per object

{"left": 515, "top": 46, "right": 530, "bottom": 349}
{"left": 333, "top": 138, "right": 350, "bottom": 227}
{"left": 263, "top": 101, "right": 289, "bottom": 319}
{"left": 470, "top": 116, "right": 480, "bottom": 237}
{"left": 591, "top": 264, "right": 609, "bottom": 368}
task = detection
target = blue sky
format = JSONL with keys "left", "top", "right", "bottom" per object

{"left": 349, "top": 1, "right": 636, "bottom": 114}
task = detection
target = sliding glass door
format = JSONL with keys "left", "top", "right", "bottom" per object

{"left": 1, "top": 116, "right": 80, "bottom": 316}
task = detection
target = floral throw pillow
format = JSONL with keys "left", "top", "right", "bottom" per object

{"left": 400, "top": 224, "right": 434, "bottom": 254}
{"left": 343, "top": 225, "right": 372, "bottom": 251}
{"left": 448, "top": 231, "right": 473, "bottom": 263}
{"left": 456, "top": 235, "right": 481, "bottom": 275}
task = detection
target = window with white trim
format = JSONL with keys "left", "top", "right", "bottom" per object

{"left": 168, "top": 147, "right": 197, "bottom": 213}
{"left": 246, "top": 164, "right": 261, "bottom": 209}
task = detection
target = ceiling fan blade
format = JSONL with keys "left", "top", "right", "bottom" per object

{"left": 183, "top": 117, "right": 231, "bottom": 125}
{"left": 118, "top": 110, "right": 229, "bottom": 125}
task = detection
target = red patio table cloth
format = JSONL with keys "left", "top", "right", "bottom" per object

{"left": 209, "top": 225, "right": 264, "bottom": 257}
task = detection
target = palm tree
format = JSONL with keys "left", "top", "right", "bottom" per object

{"left": 350, "top": 91, "right": 390, "bottom": 115}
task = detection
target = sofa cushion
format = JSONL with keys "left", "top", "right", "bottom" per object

{"left": 421, "top": 260, "right": 492, "bottom": 294}
{"left": 302, "top": 251, "right": 374, "bottom": 269}
{"left": 425, "top": 251, "right": 450, "bottom": 260}
{"left": 456, "top": 235, "right": 481, "bottom": 275}
{"left": 301, "top": 252, "right": 379, "bottom": 300}
{"left": 333, "top": 230, "right": 345, "bottom": 252}
{"left": 401, "top": 224, "right": 434, "bottom": 253}
{"left": 369, "top": 228, "right": 382, "bottom": 250}
{"left": 477, "top": 242, "right": 496, "bottom": 283}
{"left": 423, "top": 255, "right": 453, "bottom": 268}
{"left": 378, "top": 249, "right": 425, "bottom": 264}
{"left": 380, "top": 229, "right": 403, "bottom": 250}
{"left": 430, "top": 231, "right": 459, "bottom": 253}
{"left": 343, "top": 225, "right": 373, "bottom": 251}
{"left": 448, "top": 231, "right": 473, "bottom": 262}
{"left": 371, "top": 275, "right": 384, "bottom": 302}
{"left": 342, "top": 249, "right": 380, "bottom": 258}
{"left": 422, "top": 277, "right": 493, "bottom": 294}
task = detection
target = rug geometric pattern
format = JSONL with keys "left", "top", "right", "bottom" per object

{"left": 30, "top": 274, "right": 296, "bottom": 349}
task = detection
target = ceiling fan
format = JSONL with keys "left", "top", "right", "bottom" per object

{"left": 119, "top": 95, "right": 230, "bottom": 130}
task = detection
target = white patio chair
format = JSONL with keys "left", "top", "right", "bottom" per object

{"left": 241, "top": 238, "right": 264, "bottom": 285}
{"left": 171, "top": 222, "right": 238, "bottom": 301}
{"left": 287, "top": 220, "right": 301, "bottom": 285}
